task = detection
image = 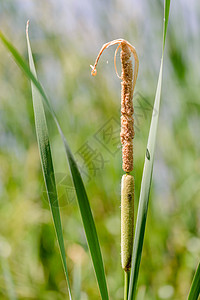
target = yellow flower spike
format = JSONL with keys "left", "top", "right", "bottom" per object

{"left": 121, "top": 174, "right": 134, "bottom": 271}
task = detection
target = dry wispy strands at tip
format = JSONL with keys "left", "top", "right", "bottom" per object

{"left": 90, "top": 39, "right": 139, "bottom": 173}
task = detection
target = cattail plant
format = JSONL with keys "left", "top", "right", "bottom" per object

{"left": 90, "top": 39, "right": 139, "bottom": 296}
{"left": 7, "top": 4, "right": 198, "bottom": 299}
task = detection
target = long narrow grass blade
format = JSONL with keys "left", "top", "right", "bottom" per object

{"left": 128, "top": 1, "right": 171, "bottom": 299}
{"left": 56, "top": 121, "right": 109, "bottom": 300}
{"left": 188, "top": 263, "right": 200, "bottom": 300}
{"left": 26, "top": 26, "right": 72, "bottom": 299}
{"left": 0, "top": 28, "right": 109, "bottom": 300}
{"left": 163, "top": 0, "right": 171, "bottom": 50}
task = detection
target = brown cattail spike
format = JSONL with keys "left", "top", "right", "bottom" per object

{"left": 90, "top": 39, "right": 139, "bottom": 172}
{"left": 120, "top": 41, "right": 134, "bottom": 172}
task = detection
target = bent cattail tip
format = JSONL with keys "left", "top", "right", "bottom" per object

{"left": 90, "top": 65, "right": 97, "bottom": 76}
{"left": 121, "top": 174, "right": 134, "bottom": 271}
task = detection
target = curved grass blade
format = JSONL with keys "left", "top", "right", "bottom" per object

{"left": 188, "top": 263, "right": 200, "bottom": 300}
{"left": 128, "top": 1, "right": 171, "bottom": 299}
{"left": 58, "top": 128, "right": 109, "bottom": 300}
{"left": 0, "top": 27, "right": 109, "bottom": 300}
{"left": 26, "top": 26, "right": 72, "bottom": 300}
{"left": 26, "top": 26, "right": 109, "bottom": 300}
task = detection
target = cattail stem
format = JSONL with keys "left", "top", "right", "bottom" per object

{"left": 124, "top": 270, "right": 130, "bottom": 300}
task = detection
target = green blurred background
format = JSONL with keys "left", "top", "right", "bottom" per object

{"left": 0, "top": 0, "right": 200, "bottom": 299}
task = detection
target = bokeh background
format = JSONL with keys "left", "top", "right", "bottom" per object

{"left": 0, "top": 0, "right": 200, "bottom": 299}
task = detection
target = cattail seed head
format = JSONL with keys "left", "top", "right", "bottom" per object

{"left": 90, "top": 40, "right": 138, "bottom": 272}
{"left": 120, "top": 42, "right": 134, "bottom": 172}
{"left": 90, "top": 39, "right": 138, "bottom": 172}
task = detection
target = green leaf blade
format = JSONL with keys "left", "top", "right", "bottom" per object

{"left": 26, "top": 26, "right": 72, "bottom": 299}
{"left": 188, "top": 263, "right": 200, "bottom": 300}
{"left": 26, "top": 31, "right": 109, "bottom": 299}
{"left": 163, "top": 0, "right": 171, "bottom": 49}
{"left": 0, "top": 27, "right": 109, "bottom": 300}
{"left": 59, "top": 130, "right": 109, "bottom": 300}
{"left": 128, "top": 1, "right": 171, "bottom": 299}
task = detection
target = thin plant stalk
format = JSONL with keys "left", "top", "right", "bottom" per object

{"left": 124, "top": 271, "right": 130, "bottom": 300}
